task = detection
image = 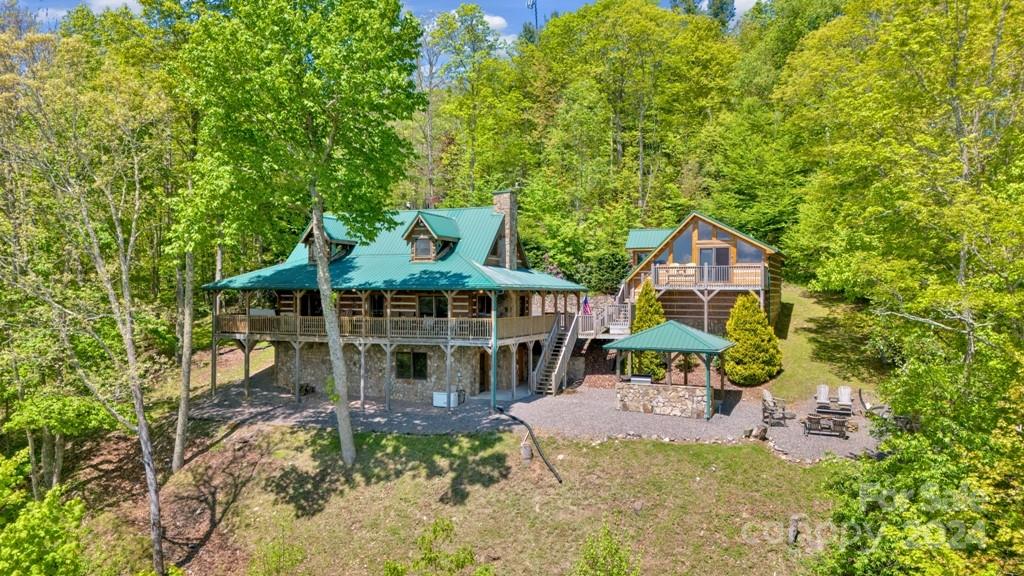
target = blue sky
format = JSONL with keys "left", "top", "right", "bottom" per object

{"left": 25, "top": 0, "right": 758, "bottom": 32}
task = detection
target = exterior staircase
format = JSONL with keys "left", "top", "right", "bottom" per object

{"left": 532, "top": 312, "right": 580, "bottom": 395}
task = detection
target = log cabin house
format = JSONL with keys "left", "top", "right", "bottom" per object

{"left": 617, "top": 212, "right": 783, "bottom": 335}
{"left": 205, "top": 190, "right": 584, "bottom": 409}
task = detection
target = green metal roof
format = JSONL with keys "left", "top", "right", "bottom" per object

{"left": 204, "top": 208, "right": 584, "bottom": 293}
{"left": 603, "top": 321, "right": 734, "bottom": 354}
{"left": 403, "top": 211, "right": 461, "bottom": 241}
{"left": 625, "top": 228, "right": 673, "bottom": 250}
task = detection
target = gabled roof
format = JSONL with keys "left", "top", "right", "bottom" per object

{"left": 625, "top": 228, "right": 673, "bottom": 250}
{"left": 686, "top": 211, "right": 782, "bottom": 254}
{"left": 402, "top": 211, "right": 461, "bottom": 241}
{"left": 603, "top": 320, "right": 734, "bottom": 354}
{"left": 204, "top": 208, "right": 583, "bottom": 293}
{"left": 299, "top": 216, "right": 356, "bottom": 245}
{"left": 624, "top": 211, "right": 782, "bottom": 284}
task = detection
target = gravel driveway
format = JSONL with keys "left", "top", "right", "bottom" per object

{"left": 193, "top": 379, "right": 877, "bottom": 462}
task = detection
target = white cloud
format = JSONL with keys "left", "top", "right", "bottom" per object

{"left": 483, "top": 14, "right": 508, "bottom": 32}
{"left": 87, "top": 0, "right": 142, "bottom": 14}
{"left": 735, "top": 0, "right": 758, "bottom": 17}
{"left": 36, "top": 8, "right": 68, "bottom": 22}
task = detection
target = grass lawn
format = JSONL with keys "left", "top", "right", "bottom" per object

{"left": 90, "top": 426, "right": 833, "bottom": 576}
{"left": 769, "top": 284, "right": 888, "bottom": 402}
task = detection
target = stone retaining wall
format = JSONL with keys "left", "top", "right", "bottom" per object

{"left": 615, "top": 381, "right": 707, "bottom": 418}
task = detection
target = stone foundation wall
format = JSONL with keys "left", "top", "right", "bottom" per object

{"left": 615, "top": 382, "right": 707, "bottom": 418}
{"left": 274, "top": 342, "right": 524, "bottom": 403}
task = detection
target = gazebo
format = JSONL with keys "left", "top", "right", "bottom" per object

{"left": 604, "top": 321, "right": 734, "bottom": 420}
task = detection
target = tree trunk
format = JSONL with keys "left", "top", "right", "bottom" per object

{"left": 8, "top": 346, "right": 40, "bottom": 500}
{"left": 308, "top": 184, "right": 357, "bottom": 466}
{"left": 40, "top": 429, "right": 53, "bottom": 491}
{"left": 128, "top": 363, "right": 165, "bottom": 575}
{"left": 51, "top": 432, "right": 63, "bottom": 487}
{"left": 174, "top": 265, "right": 184, "bottom": 365}
{"left": 172, "top": 251, "right": 194, "bottom": 473}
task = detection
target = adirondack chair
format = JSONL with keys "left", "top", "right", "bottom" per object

{"left": 836, "top": 386, "right": 853, "bottom": 415}
{"left": 762, "top": 390, "right": 794, "bottom": 426}
{"left": 815, "top": 385, "right": 831, "bottom": 412}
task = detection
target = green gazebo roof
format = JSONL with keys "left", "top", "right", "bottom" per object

{"left": 603, "top": 321, "right": 734, "bottom": 354}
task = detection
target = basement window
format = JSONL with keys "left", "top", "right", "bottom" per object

{"left": 396, "top": 351, "right": 428, "bottom": 379}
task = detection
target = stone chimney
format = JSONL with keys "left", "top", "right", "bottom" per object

{"left": 492, "top": 189, "right": 518, "bottom": 270}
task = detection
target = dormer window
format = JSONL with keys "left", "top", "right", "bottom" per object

{"left": 413, "top": 237, "right": 433, "bottom": 260}
{"left": 402, "top": 211, "right": 460, "bottom": 263}
{"left": 307, "top": 240, "right": 353, "bottom": 264}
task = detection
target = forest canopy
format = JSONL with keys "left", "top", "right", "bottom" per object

{"left": 0, "top": 0, "right": 1022, "bottom": 574}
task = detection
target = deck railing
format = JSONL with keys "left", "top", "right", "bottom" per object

{"left": 640, "top": 263, "right": 765, "bottom": 292}
{"left": 216, "top": 313, "right": 557, "bottom": 341}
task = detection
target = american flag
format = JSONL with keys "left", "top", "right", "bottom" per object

{"left": 581, "top": 295, "right": 592, "bottom": 315}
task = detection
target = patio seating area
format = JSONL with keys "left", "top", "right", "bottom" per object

{"left": 801, "top": 384, "right": 855, "bottom": 438}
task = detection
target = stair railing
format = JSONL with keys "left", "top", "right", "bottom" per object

{"left": 549, "top": 312, "right": 580, "bottom": 393}
{"left": 531, "top": 312, "right": 561, "bottom": 392}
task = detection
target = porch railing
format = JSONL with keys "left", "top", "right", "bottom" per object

{"left": 650, "top": 263, "right": 765, "bottom": 290}
{"left": 216, "top": 313, "right": 557, "bottom": 341}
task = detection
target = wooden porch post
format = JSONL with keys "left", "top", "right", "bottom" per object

{"left": 384, "top": 290, "right": 394, "bottom": 338}
{"left": 626, "top": 351, "right": 632, "bottom": 378}
{"left": 242, "top": 338, "right": 251, "bottom": 400}
{"left": 359, "top": 291, "right": 369, "bottom": 337}
{"left": 528, "top": 341, "right": 534, "bottom": 391}
{"left": 444, "top": 290, "right": 455, "bottom": 339}
{"left": 357, "top": 342, "right": 367, "bottom": 411}
{"left": 702, "top": 289, "right": 709, "bottom": 333}
{"left": 704, "top": 353, "right": 713, "bottom": 420}
{"left": 615, "top": 350, "right": 621, "bottom": 378}
{"left": 666, "top": 352, "right": 672, "bottom": 385}
{"left": 444, "top": 343, "right": 453, "bottom": 411}
{"left": 383, "top": 343, "right": 395, "bottom": 411}
{"left": 575, "top": 293, "right": 581, "bottom": 312}
{"left": 293, "top": 290, "right": 304, "bottom": 336}
{"left": 243, "top": 290, "right": 251, "bottom": 336}
{"left": 490, "top": 290, "right": 498, "bottom": 411}
{"left": 291, "top": 341, "right": 304, "bottom": 402}
{"left": 508, "top": 343, "right": 518, "bottom": 401}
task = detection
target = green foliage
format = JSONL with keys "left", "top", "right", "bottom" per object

{"left": 180, "top": 0, "right": 423, "bottom": 243}
{"left": 3, "top": 395, "right": 115, "bottom": 438}
{"left": 630, "top": 279, "right": 666, "bottom": 381}
{"left": 568, "top": 527, "right": 640, "bottom": 576}
{"left": 572, "top": 250, "right": 630, "bottom": 295}
{"left": 248, "top": 538, "right": 306, "bottom": 576}
{"left": 382, "top": 518, "right": 494, "bottom": 576}
{"left": 723, "top": 294, "right": 781, "bottom": 386}
{"left": 0, "top": 452, "right": 85, "bottom": 576}
{"left": 772, "top": 1, "right": 1024, "bottom": 573}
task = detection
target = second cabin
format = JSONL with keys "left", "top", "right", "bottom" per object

{"left": 620, "top": 212, "right": 783, "bottom": 335}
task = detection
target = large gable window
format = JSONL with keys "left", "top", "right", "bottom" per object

{"left": 697, "top": 221, "right": 713, "bottom": 241}
{"left": 736, "top": 239, "right": 764, "bottom": 263}
{"left": 671, "top": 224, "right": 694, "bottom": 264}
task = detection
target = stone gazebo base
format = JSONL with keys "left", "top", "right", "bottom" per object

{"left": 615, "top": 381, "right": 707, "bottom": 418}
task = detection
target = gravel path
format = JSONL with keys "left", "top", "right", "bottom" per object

{"left": 193, "top": 380, "right": 877, "bottom": 462}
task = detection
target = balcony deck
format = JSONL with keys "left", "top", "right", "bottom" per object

{"left": 635, "top": 264, "right": 766, "bottom": 295}
{"left": 215, "top": 313, "right": 561, "bottom": 344}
